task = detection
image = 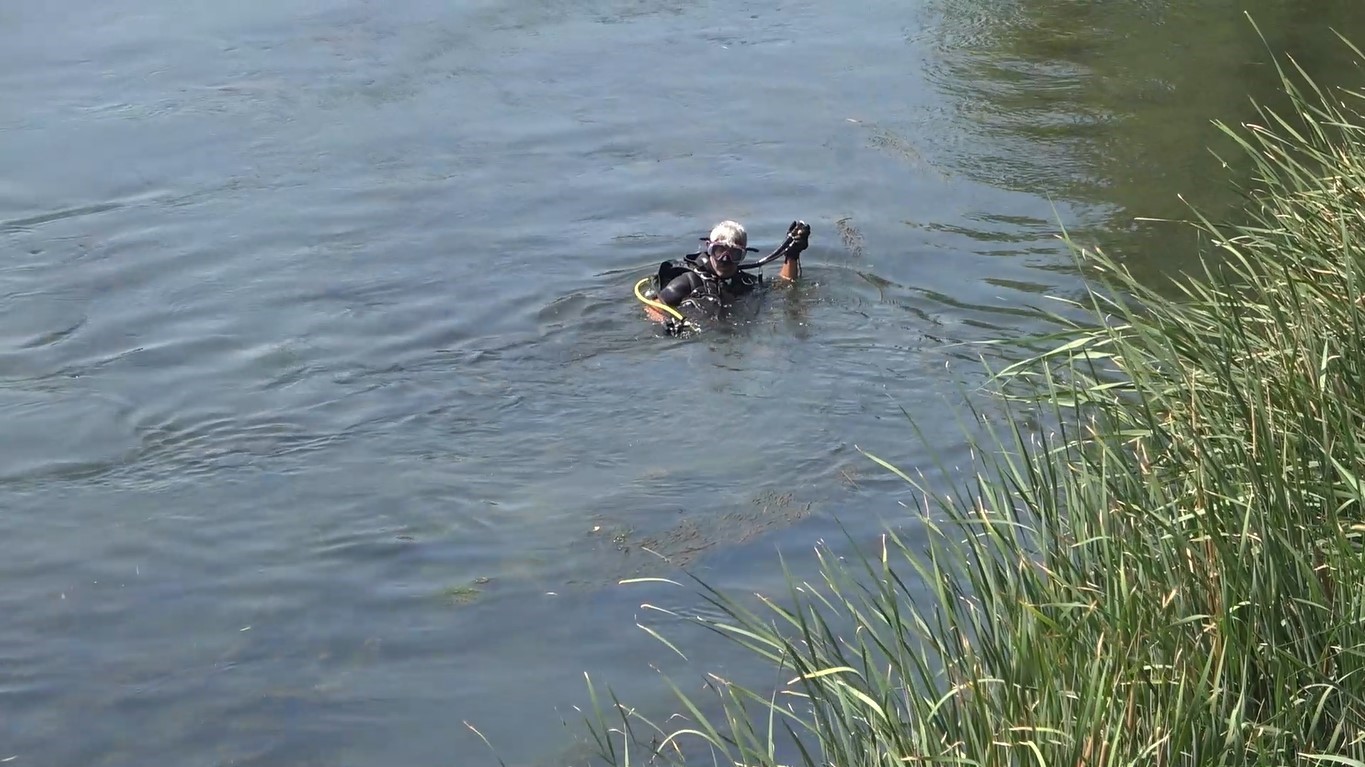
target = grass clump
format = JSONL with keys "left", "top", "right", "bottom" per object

{"left": 579, "top": 37, "right": 1365, "bottom": 767}
{"left": 442, "top": 576, "right": 491, "bottom": 606}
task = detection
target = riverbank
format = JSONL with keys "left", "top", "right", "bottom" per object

{"left": 580, "top": 42, "right": 1365, "bottom": 766}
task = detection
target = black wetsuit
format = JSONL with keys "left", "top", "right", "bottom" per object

{"left": 655, "top": 257, "right": 761, "bottom": 314}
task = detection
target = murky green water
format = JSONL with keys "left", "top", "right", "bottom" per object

{"left": 3, "top": 0, "right": 1363, "bottom": 764}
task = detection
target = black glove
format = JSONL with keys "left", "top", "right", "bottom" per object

{"left": 785, "top": 220, "right": 811, "bottom": 258}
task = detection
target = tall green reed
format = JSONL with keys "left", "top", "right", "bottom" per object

{"left": 580, "top": 34, "right": 1365, "bottom": 767}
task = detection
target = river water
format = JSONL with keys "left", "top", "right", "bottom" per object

{"left": 4, "top": 0, "right": 1364, "bottom": 764}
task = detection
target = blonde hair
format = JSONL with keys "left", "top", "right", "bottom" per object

{"left": 707, "top": 220, "right": 747, "bottom": 249}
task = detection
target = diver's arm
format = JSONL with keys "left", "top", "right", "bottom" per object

{"left": 770, "top": 220, "right": 809, "bottom": 282}
{"left": 777, "top": 228, "right": 807, "bottom": 281}
{"left": 658, "top": 271, "right": 705, "bottom": 307}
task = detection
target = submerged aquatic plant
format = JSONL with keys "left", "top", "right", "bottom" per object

{"left": 578, "top": 33, "right": 1365, "bottom": 767}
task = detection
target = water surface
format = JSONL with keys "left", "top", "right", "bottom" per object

{"left": 3, "top": 0, "right": 1363, "bottom": 763}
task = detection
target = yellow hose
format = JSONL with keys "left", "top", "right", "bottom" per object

{"left": 633, "top": 277, "right": 687, "bottom": 323}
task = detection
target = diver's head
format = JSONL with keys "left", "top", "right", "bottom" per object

{"left": 705, "top": 220, "right": 747, "bottom": 278}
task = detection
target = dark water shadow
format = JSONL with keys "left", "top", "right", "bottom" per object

{"left": 922, "top": 0, "right": 1365, "bottom": 286}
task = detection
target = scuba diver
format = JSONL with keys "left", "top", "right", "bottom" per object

{"left": 634, "top": 219, "right": 811, "bottom": 335}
